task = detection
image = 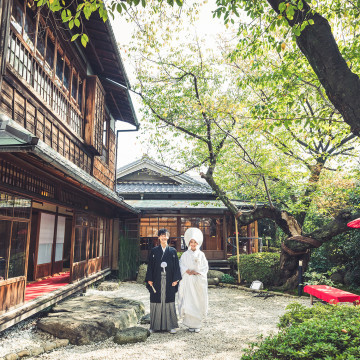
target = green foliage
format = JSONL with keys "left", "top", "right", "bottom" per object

{"left": 261, "top": 246, "right": 281, "bottom": 253}
{"left": 34, "top": 0, "right": 184, "bottom": 47}
{"left": 303, "top": 271, "right": 334, "bottom": 287}
{"left": 228, "top": 253, "right": 281, "bottom": 287}
{"left": 221, "top": 274, "right": 235, "bottom": 284}
{"left": 177, "top": 252, "right": 183, "bottom": 259}
{"left": 242, "top": 303, "right": 360, "bottom": 359}
{"left": 118, "top": 231, "right": 140, "bottom": 281}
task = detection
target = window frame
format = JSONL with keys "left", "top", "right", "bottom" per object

{"left": 0, "top": 192, "right": 31, "bottom": 283}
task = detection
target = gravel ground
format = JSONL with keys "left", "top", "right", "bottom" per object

{"left": 0, "top": 282, "right": 310, "bottom": 360}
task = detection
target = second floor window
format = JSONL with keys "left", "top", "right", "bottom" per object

{"left": 101, "top": 115, "right": 109, "bottom": 164}
{"left": 9, "top": 0, "right": 86, "bottom": 136}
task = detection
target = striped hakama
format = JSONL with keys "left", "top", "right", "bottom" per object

{"left": 150, "top": 272, "right": 178, "bottom": 331}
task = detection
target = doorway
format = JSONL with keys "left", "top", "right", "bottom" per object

{"left": 27, "top": 204, "right": 73, "bottom": 281}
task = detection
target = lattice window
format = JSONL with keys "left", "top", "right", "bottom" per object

{"left": 93, "top": 81, "right": 105, "bottom": 154}
{"left": 0, "top": 159, "right": 55, "bottom": 199}
{"left": 59, "top": 187, "right": 84, "bottom": 208}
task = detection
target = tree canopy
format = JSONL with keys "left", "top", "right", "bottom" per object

{"left": 123, "top": 1, "right": 360, "bottom": 288}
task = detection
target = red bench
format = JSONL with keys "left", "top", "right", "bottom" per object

{"left": 304, "top": 285, "right": 360, "bottom": 305}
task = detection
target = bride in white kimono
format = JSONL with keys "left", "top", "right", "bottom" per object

{"left": 178, "top": 227, "right": 208, "bottom": 332}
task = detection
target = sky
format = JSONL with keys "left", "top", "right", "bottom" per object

{"left": 111, "top": 2, "right": 225, "bottom": 169}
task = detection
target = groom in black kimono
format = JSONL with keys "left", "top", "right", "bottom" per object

{"left": 145, "top": 228, "right": 181, "bottom": 334}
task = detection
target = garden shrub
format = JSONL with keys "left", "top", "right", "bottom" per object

{"left": 221, "top": 274, "right": 235, "bottom": 284}
{"left": 262, "top": 246, "right": 281, "bottom": 253}
{"left": 177, "top": 252, "right": 183, "bottom": 259}
{"left": 228, "top": 253, "right": 280, "bottom": 287}
{"left": 242, "top": 303, "right": 360, "bottom": 360}
{"left": 303, "top": 271, "right": 335, "bottom": 287}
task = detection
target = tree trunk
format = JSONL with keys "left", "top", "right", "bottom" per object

{"left": 267, "top": 0, "right": 360, "bottom": 136}
{"left": 203, "top": 169, "right": 360, "bottom": 288}
{"left": 279, "top": 209, "right": 359, "bottom": 289}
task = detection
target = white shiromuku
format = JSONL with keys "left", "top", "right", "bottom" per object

{"left": 178, "top": 246, "right": 209, "bottom": 329}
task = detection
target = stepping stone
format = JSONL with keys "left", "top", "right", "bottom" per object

{"left": 97, "top": 281, "right": 120, "bottom": 291}
{"left": 113, "top": 327, "right": 150, "bottom": 345}
{"left": 37, "top": 295, "right": 145, "bottom": 345}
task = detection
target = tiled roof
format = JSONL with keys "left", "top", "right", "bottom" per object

{"left": 116, "top": 157, "right": 206, "bottom": 186}
{"left": 116, "top": 182, "right": 213, "bottom": 194}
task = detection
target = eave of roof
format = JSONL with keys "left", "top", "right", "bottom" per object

{"left": 82, "top": 13, "right": 139, "bottom": 128}
{"left": 0, "top": 117, "right": 139, "bottom": 214}
{"left": 116, "top": 157, "right": 210, "bottom": 187}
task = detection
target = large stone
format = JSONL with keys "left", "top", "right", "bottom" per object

{"left": 4, "top": 354, "right": 18, "bottom": 360}
{"left": 37, "top": 295, "right": 145, "bottom": 345}
{"left": 17, "top": 350, "right": 30, "bottom": 358}
{"left": 113, "top": 327, "right": 150, "bottom": 345}
{"left": 42, "top": 341, "right": 57, "bottom": 352}
{"left": 208, "top": 278, "right": 219, "bottom": 286}
{"left": 29, "top": 347, "right": 44, "bottom": 356}
{"left": 137, "top": 264, "right": 148, "bottom": 284}
{"left": 208, "top": 270, "right": 225, "bottom": 280}
{"left": 55, "top": 339, "right": 69, "bottom": 348}
{"left": 140, "top": 313, "right": 151, "bottom": 324}
{"left": 97, "top": 281, "right": 120, "bottom": 291}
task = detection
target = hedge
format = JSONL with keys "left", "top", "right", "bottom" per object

{"left": 228, "top": 252, "right": 281, "bottom": 287}
{"left": 242, "top": 303, "right": 360, "bottom": 360}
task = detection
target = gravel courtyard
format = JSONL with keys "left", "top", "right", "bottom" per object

{"left": 1, "top": 282, "right": 309, "bottom": 360}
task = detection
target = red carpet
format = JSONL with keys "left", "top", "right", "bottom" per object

{"left": 25, "top": 272, "right": 70, "bottom": 302}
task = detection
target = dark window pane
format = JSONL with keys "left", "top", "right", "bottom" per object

{"left": 63, "top": 63, "right": 70, "bottom": 90}
{"left": 89, "top": 228, "right": 94, "bottom": 259}
{"left": 24, "top": 8, "right": 36, "bottom": 49}
{"left": 81, "top": 227, "right": 87, "bottom": 261}
{"left": 36, "top": 23, "right": 46, "bottom": 58}
{"left": 74, "top": 227, "right": 81, "bottom": 262}
{"left": 45, "top": 39, "right": 55, "bottom": 73}
{"left": 11, "top": 1, "right": 23, "bottom": 34}
{"left": 56, "top": 53, "right": 63, "bottom": 84}
{"left": 71, "top": 73, "right": 78, "bottom": 100}
{"left": 8, "top": 221, "right": 27, "bottom": 278}
{"left": 0, "top": 220, "right": 11, "bottom": 281}
{"left": 78, "top": 80, "right": 83, "bottom": 108}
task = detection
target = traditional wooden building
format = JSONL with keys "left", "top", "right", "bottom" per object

{"left": 116, "top": 157, "right": 260, "bottom": 262}
{"left": 0, "top": 0, "right": 140, "bottom": 328}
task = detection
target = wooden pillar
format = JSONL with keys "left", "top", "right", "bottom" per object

{"left": 246, "top": 225, "right": 252, "bottom": 254}
{"left": 69, "top": 213, "right": 75, "bottom": 283}
{"left": 23, "top": 206, "right": 33, "bottom": 298}
{"left": 85, "top": 216, "right": 90, "bottom": 277}
{"left": 254, "top": 221, "right": 259, "bottom": 253}
{"left": 111, "top": 218, "right": 119, "bottom": 270}
{"left": 51, "top": 207, "right": 59, "bottom": 275}
{"left": 235, "top": 217, "right": 240, "bottom": 284}
{"left": 223, "top": 214, "right": 227, "bottom": 259}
